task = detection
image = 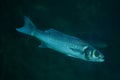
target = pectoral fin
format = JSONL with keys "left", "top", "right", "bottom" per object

{"left": 38, "top": 42, "right": 47, "bottom": 48}
{"left": 70, "top": 48, "right": 82, "bottom": 53}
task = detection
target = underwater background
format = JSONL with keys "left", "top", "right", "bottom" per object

{"left": 0, "top": 0, "right": 120, "bottom": 80}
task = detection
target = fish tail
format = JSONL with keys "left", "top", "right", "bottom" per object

{"left": 16, "top": 16, "right": 36, "bottom": 36}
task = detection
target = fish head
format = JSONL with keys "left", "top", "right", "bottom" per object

{"left": 83, "top": 46, "right": 104, "bottom": 62}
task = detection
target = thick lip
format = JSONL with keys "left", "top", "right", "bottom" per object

{"left": 100, "top": 59, "right": 104, "bottom": 62}
{"left": 99, "top": 54, "right": 104, "bottom": 62}
{"left": 98, "top": 57, "right": 104, "bottom": 62}
{"left": 90, "top": 58, "right": 104, "bottom": 62}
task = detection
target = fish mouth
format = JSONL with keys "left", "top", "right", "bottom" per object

{"left": 98, "top": 56, "right": 104, "bottom": 62}
{"left": 99, "top": 58, "right": 104, "bottom": 62}
{"left": 98, "top": 54, "right": 104, "bottom": 62}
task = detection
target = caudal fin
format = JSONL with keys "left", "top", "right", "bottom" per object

{"left": 16, "top": 16, "right": 36, "bottom": 36}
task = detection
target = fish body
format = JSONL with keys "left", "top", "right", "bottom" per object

{"left": 16, "top": 16, "right": 104, "bottom": 62}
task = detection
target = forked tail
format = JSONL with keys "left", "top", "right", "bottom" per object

{"left": 16, "top": 16, "right": 36, "bottom": 36}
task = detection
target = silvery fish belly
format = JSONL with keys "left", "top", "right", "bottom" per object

{"left": 16, "top": 16, "right": 104, "bottom": 62}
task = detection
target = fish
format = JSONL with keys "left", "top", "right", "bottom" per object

{"left": 16, "top": 16, "right": 104, "bottom": 62}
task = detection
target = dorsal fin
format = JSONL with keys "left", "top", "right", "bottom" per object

{"left": 45, "top": 28, "right": 64, "bottom": 35}
{"left": 45, "top": 28, "right": 59, "bottom": 33}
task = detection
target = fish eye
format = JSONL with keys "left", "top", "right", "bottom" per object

{"left": 94, "top": 52, "right": 100, "bottom": 57}
{"left": 93, "top": 50, "right": 100, "bottom": 58}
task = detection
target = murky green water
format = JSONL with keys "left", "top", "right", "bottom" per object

{"left": 0, "top": 0, "right": 119, "bottom": 80}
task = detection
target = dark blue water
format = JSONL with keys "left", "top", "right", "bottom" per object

{"left": 0, "top": 0, "right": 120, "bottom": 80}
